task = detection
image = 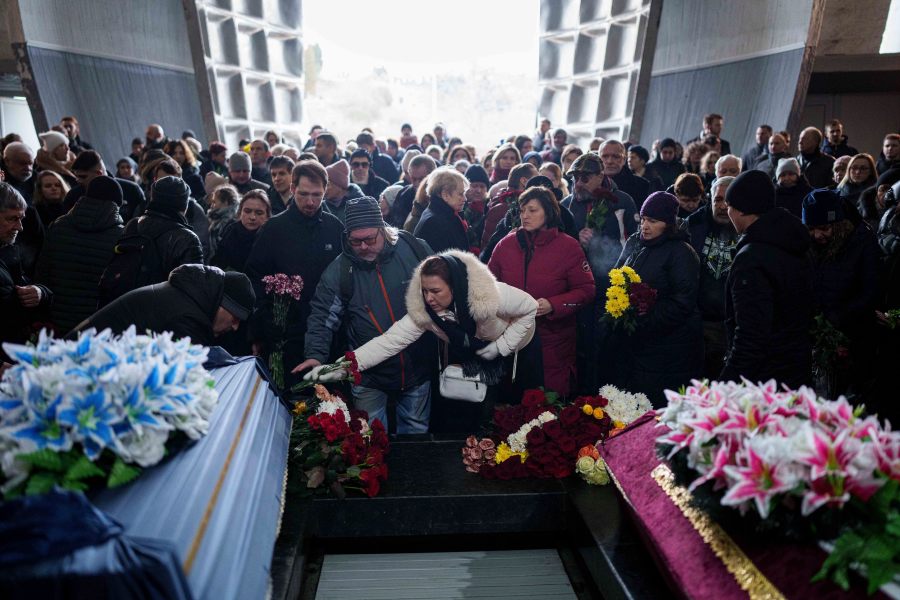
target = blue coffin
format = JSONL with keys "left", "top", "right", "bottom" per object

{"left": 93, "top": 357, "right": 291, "bottom": 600}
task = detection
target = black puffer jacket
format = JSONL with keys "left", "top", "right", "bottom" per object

{"left": 70, "top": 264, "right": 225, "bottom": 345}
{"left": 120, "top": 210, "right": 204, "bottom": 284}
{"left": 721, "top": 208, "right": 814, "bottom": 388}
{"left": 810, "top": 221, "right": 880, "bottom": 334}
{"left": 614, "top": 228, "right": 703, "bottom": 405}
{"left": 36, "top": 197, "right": 124, "bottom": 332}
{"left": 414, "top": 195, "right": 469, "bottom": 253}
{"left": 64, "top": 178, "right": 146, "bottom": 223}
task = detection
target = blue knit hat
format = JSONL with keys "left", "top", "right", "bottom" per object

{"left": 522, "top": 150, "right": 543, "bottom": 165}
{"left": 640, "top": 191, "right": 679, "bottom": 225}
{"left": 802, "top": 188, "right": 844, "bottom": 227}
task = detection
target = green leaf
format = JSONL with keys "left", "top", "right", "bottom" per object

{"left": 107, "top": 458, "right": 142, "bottom": 488}
{"left": 346, "top": 465, "right": 361, "bottom": 477}
{"left": 885, "top": 513, "right": 900, "bottom": 537}
{"left": 65, "top": 455, "right": 106, "bottom": 481}
{"left": 61, "top": 479, "right": 89, "bottom": 492}
{"left": 25, "top": 472, "right": 60, "bottom": 495}
{"left": 866, "top": 560, "right": 899, "bottom": 596}
{"left": 19, "top": 449, "right": 66, "bottom": 472}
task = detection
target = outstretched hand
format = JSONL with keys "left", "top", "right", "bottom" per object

{"left": 291, "top": 358, "right": 321, "bottom": 374}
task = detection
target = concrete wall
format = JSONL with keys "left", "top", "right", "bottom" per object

{"left": 6, "top": 0, "right": 204, "bottom": 163}
{"left": 637, "top": 0, "right": 814, "bottom": 155}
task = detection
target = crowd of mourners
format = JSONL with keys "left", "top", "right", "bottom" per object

{"left": 1, "top": 112, "right": 899, "bottom": 432}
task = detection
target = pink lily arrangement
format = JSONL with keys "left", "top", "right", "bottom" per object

{"left": 657, "top": 380, "right": 898, "bottom": 520}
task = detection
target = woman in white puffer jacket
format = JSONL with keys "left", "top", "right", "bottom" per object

{"left": 307, "top": 249, "right": 541, "bottom": 431}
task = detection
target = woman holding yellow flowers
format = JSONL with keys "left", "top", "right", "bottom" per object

{"left": 612, "top": 191, "right": 703, "bottom": 406}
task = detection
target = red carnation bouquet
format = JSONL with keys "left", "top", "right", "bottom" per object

{"left": 292, "top": 351, "right": 362, "bottom": 393}
{"left": 461, "top": 389, "right": 620, "bottom": 480}
{"left": 289, "top": 383, "right": 388, "bottom": 498}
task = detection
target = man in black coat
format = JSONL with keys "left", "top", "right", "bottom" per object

{"left": 686, "top": 113, "right": 731, "bottom": 156}
{"left": 244, "top": 160, "right": 343, "bottom": 388}
{"left": 64, "top": 150, "right": 146, "bottom": 222}
{"left": 878, "top": 134, "right": 900, "bottom": 175}
{"left": 601, "top": 140, "right": 650, "bottom": 206}
{"left": 1, "top": 142, "right": 44, "bottom": 276}
{"left": 821, "top": 120, "right": 858, "bottom": 159}
{"left": 356, "top": 132, "right": 399, "bottom": 184}
{"left": 387, "top": 154, "right": 436, "bottom": 228}
{"left": 802, "top": 189, "right": 880, "bottom": 400}
{"left": 721, "top": 170, "right": 814, "bottom": 388}
{"left": 70, "top": 264, "right": 254, "bottom": 346}
{"left": 741, "top": 125, "right": 771, "bottom": 173}
{"left": 36, "top": 176, "right": 124, "bottom": 333}
{"left": 797, "top": 127, "right": 836, "bottom": 189}
{"left": 686, "top": 176, "right": 738, "bottom": 378}
{"left": 349, "top": 148, "right": 390, "bottom": 199}
{"left": 646, "top": 138, "right": 685, "bottom": 189}
{"left": 0, "top": 183, "right": 52, "bottom": 364}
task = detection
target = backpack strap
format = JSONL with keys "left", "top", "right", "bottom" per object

{"left": 397, "top": 229, "right": 430, "bottom": 261}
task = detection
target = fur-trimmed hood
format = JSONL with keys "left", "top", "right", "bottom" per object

{"left": 403, "top": 249, "right": 537, "bottom": 353}
{"left": 404, "top": 249, "right": 502, "bottom": 327}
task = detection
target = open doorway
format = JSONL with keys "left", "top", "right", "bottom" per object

{"left": 302, "top": 0, "right": 540, "bottom": 153}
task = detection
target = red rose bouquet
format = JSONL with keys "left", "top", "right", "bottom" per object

{"left": 462, "top": 389, "right": 618, "bottom": 480}
{"left": 289, "top": 384, "right": 388, "bottom": 498}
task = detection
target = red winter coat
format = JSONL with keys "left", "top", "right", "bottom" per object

{"left": 488, "top": 227, "right": 596, "bottom": 395}
{"left": 480, "top": 189, "right": 520, "bottom": 249}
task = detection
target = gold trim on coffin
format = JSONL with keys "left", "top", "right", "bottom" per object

{"left": 651, "top": 463, "right": 786, "bottom": 600}
{"left": 183, "top": 375, "right": 263, "bottom": 574}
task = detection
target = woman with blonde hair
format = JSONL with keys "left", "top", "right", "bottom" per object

{"left": 837, "top": 153, "right": 878, "bottom": 209}
{"left": 413, "top": 168, "right": 470, "bottom": 253}
{"left": 490, "top": 142, "right": 521, "bottom": 185}
{"left": 32, "top": 170, "right": 71, "bottom": 226}
{"left": 539, "top": 162, "right": 569, "bottom": 197}
{"left": 699, "top": 150, "right": 721, "bottom": 191}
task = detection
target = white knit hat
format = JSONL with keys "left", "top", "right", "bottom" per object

{"left": 39, "top": 131, "right": 69, "bottom": 153}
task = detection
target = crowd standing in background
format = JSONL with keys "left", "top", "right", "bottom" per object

{"left": 1, "top": 112, "right": 900, "bottom": 432}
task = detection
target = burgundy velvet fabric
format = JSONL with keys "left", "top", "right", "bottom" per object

{"left": 600, "top": 414, "right": 884, "bottom": 599}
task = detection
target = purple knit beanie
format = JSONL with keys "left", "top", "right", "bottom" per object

{"left": 640, "top": 191, "right": 679, "bottom": 225}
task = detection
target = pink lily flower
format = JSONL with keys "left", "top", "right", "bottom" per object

{"left": 722, "top": 447, "right": 795, "bottom": 518}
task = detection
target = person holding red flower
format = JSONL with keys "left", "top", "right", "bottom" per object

{"left": 488, "top": 186, "right": 595, "bottom": 396}
{"left": 613, "top": 191, "right": 703, "bottom": 406}
{"left": 335, "top": 250, "right": 539, "bottom": 432}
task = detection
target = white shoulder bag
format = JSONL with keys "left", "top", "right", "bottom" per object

{"left": 438, "top": 343, "right": 487, "bottom": 403}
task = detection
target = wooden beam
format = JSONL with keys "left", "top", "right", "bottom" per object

{"left": 786, "top": 0, "right": 826, "bottom": 143}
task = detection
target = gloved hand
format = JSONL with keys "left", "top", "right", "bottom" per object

{"left": 302, "top": 364, "right": 349, "bottom": 382}
{"left": 475, "top": 341, "right": 500, "bottom": 360}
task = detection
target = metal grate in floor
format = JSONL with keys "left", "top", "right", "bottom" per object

{"left": 315, "top": 548, "right": 578, "bottom": 599}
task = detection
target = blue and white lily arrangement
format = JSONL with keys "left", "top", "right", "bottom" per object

{"left": 0, "top": 327, "right": 218, "bottom": 497}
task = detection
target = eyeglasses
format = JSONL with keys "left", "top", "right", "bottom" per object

{"left": 351, "top": 162, "right": 370, "bottom": 169}
{"left": 347, "top": 231, "right": 381, "bottom": 247}
{"left": 573, "top": 173, "right": 594, "bottom": 183}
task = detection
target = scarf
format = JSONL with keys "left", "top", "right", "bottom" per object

{"left": 490, "top": 166, "right": 511, "bottom": 184}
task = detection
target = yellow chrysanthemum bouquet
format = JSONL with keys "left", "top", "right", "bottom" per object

{"left": 603, "top": 266, "right": 657, "bottom": 333}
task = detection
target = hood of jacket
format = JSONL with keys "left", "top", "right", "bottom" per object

{"left": 70, "top": 197, "right": 123, "bottom": 233}
{"left": 404, "top": 249, "right": 501, "bottom": 328}
{"left": 167, "top": 264, "right": 225, "bottom": 321}
{"left": 738, "top": 207, "right": 811, "bottom": 257}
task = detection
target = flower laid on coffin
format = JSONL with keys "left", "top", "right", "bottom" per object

{"left": 462, "top": 386, "right": 652, "bottom": 480}
{"left": 289, "top": 381, "right": 389, "bottom": 498}
{"left": 656, "top": 379, "right": 900, "bottom": 594}
{"left": 0, "top": 327, "right": 217, "bottom": 498}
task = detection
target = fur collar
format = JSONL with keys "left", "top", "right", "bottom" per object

{"left": 405, "top": 250, "right": 501, "bottom": 327}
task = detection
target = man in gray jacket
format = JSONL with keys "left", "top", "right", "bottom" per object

{"left": 294, "top": 196, "right": 434, "bottom": 433}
